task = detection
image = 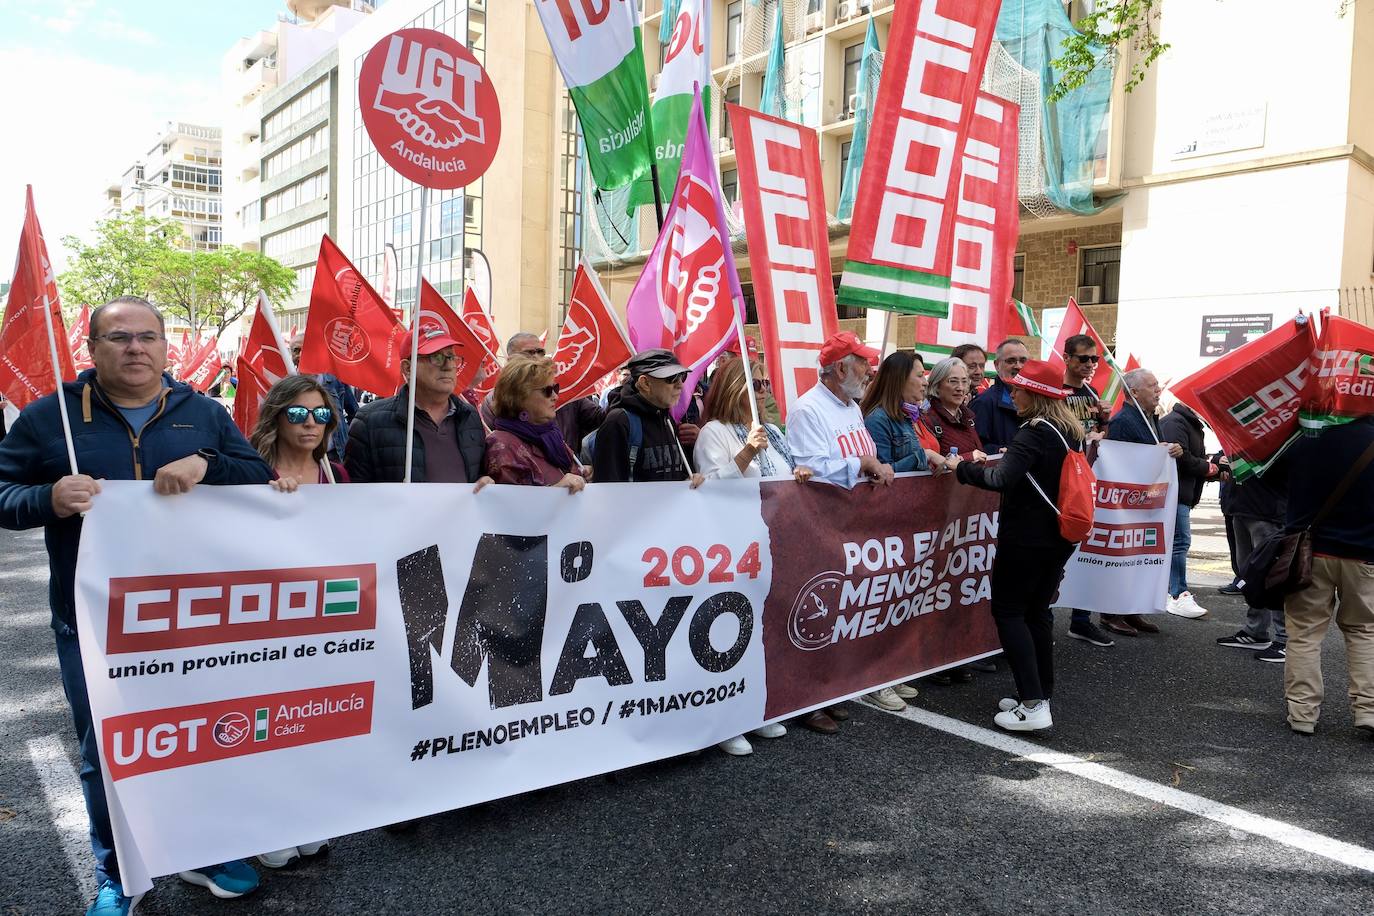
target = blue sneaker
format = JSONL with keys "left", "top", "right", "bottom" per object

{"left": 178, "top": 859, "right": 259, "bottom": 899}
{"left": 87, "top": 879, "right": 140, "bottom": 915}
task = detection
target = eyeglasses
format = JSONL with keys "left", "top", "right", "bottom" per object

{"left": 91, "top": 332, "right": 165, "bottom": 347}
{"left": 283, "top": 405, "right": 333, "bottom": 425}
{"left": 537, "top": 383, "right": 560, "bottom": 398}
{"left": 519, "top": 348, "right": 547, "bottom": 358}
{"left": 1071, "top": 354, "right": 1101, "bottom": 365}
{"left": 423, "top": 352, "right": 460, "bottom": 367}
{"left": 752, "top": 378, "right": 772, "bottom": 392}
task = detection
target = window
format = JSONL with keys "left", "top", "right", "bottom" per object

{"left": 723, "top": 83, "right": 741, "bottom": 143}
{"left": 720, "top": 168, "right": 738, "bottom": 205}
{"left": 842, "top": 43, "right": 864, "bottom": 117}
{"left": 830, "top": 275, "right": 865, "bottom": 319}
{"left": 726, "top": 2, "right": 743, "bottom": 62}
{"left": 262, "top": 172, "right": 327, "bottom": 220}
{"left": 1012, "top": 254, "right": 1025, "bottom": 303}
{"left": 263, "top": 125, "right": 327, "bottom": 179}
{"left": 439, "top": 197, "right": 462, "bottom": 235}
{"left": 263, "top": 80, "right": 329, "bottom": 141}
{"left": 1079, "top": 245, "right": 1120, "bottom": 303}
{"left": 263, "top": 216, "right": 328, "bottom": 260}
{"left": 839, "top": 140, "right": 853, "bottom": 193}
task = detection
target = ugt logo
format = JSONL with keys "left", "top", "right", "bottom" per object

{"left": 373, "top": 33, "right": 485, "bottom": 150}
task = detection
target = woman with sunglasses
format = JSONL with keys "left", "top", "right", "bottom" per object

{"left": 482, "top": 356, "right": 588, "bottom": 492}
{"left": 250, "top": 375, "right": 349, "bottom": 492}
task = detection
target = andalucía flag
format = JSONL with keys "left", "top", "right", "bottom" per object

{"left": 535, "top": 0, "right": 653, "bottom": 191}
{"left": 626, "top": 0, "right": 711, "bottom": 213}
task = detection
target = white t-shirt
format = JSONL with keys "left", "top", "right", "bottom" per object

{"left": 694, "top": 420, "right": 789, "bottom": 479}
{"left": 785, "top": 383, "right": 876, "bottom": 488}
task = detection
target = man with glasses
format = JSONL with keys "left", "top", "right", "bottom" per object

{"left": 344, "top": 319, "right": 492, "bottom": 487}
{"left": 290, "top": 332, "right": 358, "bottom": 462}
{"left": 972, "top": 338, "right": 1031, "bottom": 452}
{"left": 0, "top": 296, "right": 271, "bottom": 915}
{"left": 591, "top": 349, "right": 704, "bottom": 485}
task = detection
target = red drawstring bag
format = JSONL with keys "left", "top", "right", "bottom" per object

{"left": 1025, "top": 419, "right": 1096, "bottom": 543}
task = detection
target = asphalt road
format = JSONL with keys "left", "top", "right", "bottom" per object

{"left": 2, "top": 524, "right": 1372, "bottom": 916}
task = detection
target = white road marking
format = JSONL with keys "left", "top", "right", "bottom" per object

{"left": 885, "top": 705, "right": 1374, "bottom": 875}
{"left": 27, "top": 734, "right": 97, "bottom": 903}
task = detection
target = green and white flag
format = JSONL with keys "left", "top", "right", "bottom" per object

{"left": 626, "top": 0, "right": 711, "bottom": 213}
{"left": 536, "top": 0, "right": 654, "bottom": 191}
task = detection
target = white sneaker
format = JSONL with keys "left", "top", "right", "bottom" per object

{"left": 296, "top": 839, "right": 330, "bottom": 857}
{"left": 862, "top": 687, "right": 907, "bottom": 711}
{"left": 892, "top": 683, "right": 919, "bottom": 700}
{"left": 257, "top": 847, "right": 300, "bottom": 869}
{"left": 1167, "top": 591, "right": 1208, "bottom": 618}
{"left": 749, "top": 722, "right": 786, "bottom": 739}
{"left": 994, "top": 701, "right": 1052, "bottom": 731}
{"left": 998, "top": 697, "right": 1019, "bottom": 712}
{"left": 717, "top": 734, "right": 753, "bottom": 756}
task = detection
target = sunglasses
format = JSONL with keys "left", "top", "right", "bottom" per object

{"left": 537, "top": 383, "right": 560, "bottom": 398}
{"left": 752, "top": 378, "right": 772, "bottom": 392}
{"left": 1070, "top": 354, "right": 1101, "bottom": 365}
{"left": 423, "top": 352, "right": 460, "bottom": 367}
{"left": 283, "top": 405, "right": 333, "bottom": 425}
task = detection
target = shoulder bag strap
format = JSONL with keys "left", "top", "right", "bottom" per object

{"left": 1023, "top": 419, "right": 1068, "bottom": 516}
{"left": 1306, "top": 438, "right": 1374, "bottom": 531}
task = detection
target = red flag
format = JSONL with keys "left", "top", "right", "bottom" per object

{"left": 298, "top": 236, "right": 405, "bottom": 395}
{"left": 459, "top": 285, "right": 501, "bottom": 400}
{"left": 166, "top": 338, "right": 183, "bottom": 377}
{"left": 1171, "top": 315, "right": 1317, "bottom": 480}
{"left": 553, "top": 263, "right": 632, "bottom": 407}
{"left": 241, "top": 291, "right": 293, "bottom": 393}
{"left": 1047, "top": 298, "right": 1114, "bottom": 400}
{"left": 0, "top": 187, "right": 76, "bottom": 408}
{"left": 1302, "top": 311, "right": 1374, "bottom": 434}
{"left": 232, "top": 355, "right": 270, "bottom": 438}
{"left": 1109, "top": 354, "right": 1142, "bottom": 414}
{"left": 68, "top": 305, "right": 93, "bottom": 371}
{"left": 415, "top": 278, "right": 493, "bottom": 393}
{"left": 183, "top": 336, "right": 224, "bottom": 393}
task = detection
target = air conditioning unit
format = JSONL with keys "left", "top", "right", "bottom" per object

{"left": 836, "top": 1, "right": 856, "bottom": 22}
{"left": 717, "top": 136, "right": 734, "bottom": 154}
{"left": 845, "top": 92, "right": 860, "bottom": 118}
{"left": 471, "top": 0, "right": 485, "bottom": 9}
{"left": 651, "top": 73, "right": 662, "bottom": 92}
{"left": 805, "top": 11, "right": 824, "bottom": 33}
{"left": 1077, "top": 285, "right": 1103, "bottom": 305}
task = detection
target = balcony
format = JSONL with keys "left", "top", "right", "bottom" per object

{"left": 240, "top": 57, "right": 278, "bottom": 105}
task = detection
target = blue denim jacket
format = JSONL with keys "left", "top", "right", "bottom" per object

{"left": 864, "top": 407, "right": 930, "bottom": 473}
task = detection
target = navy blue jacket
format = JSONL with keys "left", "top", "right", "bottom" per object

{"left": 971, "top": 379, "right": 1020, "bottom": 453}
{"left": 1106, "top": 402, "right": 1161, "bottom": 445}
{"left": 1286, "top": 416, "right": 1374, "bottom": 562}
{"left": 864, "top": 408, "right": 930, "bottom": 473}
{"left": 318, "top": 373, "right": 359, "bottom": 458}
{"left": 0, "top": 370, "right": 271, "bottom": 629}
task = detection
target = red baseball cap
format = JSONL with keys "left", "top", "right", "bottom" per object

{"left": 1007, "top": 359, "right": 1070, "bottom": 399}
{"left": 725, "top": 335, "right": 761, "bottom": 359}
{"left": 818, "top": 331, "right": 880, "bottom": 367}
{"left": 401, "top": 319, "right": 461, "bottom": 358}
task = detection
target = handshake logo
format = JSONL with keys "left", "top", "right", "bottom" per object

{"left": 374, "top": 34, "right": 486, "bottom": 151}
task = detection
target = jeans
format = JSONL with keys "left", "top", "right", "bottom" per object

{"left": 1169, "top": 501, "right": 1192, "bottom": 597}
{"left": 54, "top": 623, "right": 119, "bottom": 886}
{"left": 1235, "top": 515, "right": 1287, "bottom": 644}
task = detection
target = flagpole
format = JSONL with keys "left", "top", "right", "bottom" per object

{"left": 403, "top": 185, "right": 430, "bottom": 484}
{"left": 40, "top": 292, "right": 78, "bottom": 476}
{"left": 879, "top": 309, "right": 893, "bottom": 358}
{"left": 649, "top": 161, "right": 666, "bottom": 230}
{"left": 731, "top": 307, "right": 761, "bottom": 429}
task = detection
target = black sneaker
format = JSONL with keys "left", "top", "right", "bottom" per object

{"left": 1068, "top": 620, "right": 1115, "bottom": 647}
{"left": 1256, "top": 644, "right": 1287, "bottom": 662}
{"left": 1218, "top": 581, "right": 1243, "bottom": 596}
{"left": 1217, "top": 631, "right": 1271, "bottom": 649}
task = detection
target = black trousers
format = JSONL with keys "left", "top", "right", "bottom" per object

{"left": 990, "top": 542, "right": 1076, "bottom": 703}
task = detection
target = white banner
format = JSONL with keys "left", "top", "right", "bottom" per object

{"left": 1056, "top": 440, "right": 1179, "bottom": 614}
{"left": 75, "top": 475, "right": 1005, "bottom": 893}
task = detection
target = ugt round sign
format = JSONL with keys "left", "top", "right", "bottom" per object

{"left": 359, "top": 28, "right": 501, "bottom": 189}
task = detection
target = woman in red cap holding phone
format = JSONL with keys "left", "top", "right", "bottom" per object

{"left": 946, "top": 360, "right": 1085, "bottom": 733}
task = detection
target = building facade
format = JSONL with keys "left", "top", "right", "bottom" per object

{"left": 112, "top": 122, "right": 224, "bottom": 252}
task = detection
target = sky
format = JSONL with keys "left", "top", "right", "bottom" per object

{"left": 0, "top": 0, "right": 289, "bottom": 275}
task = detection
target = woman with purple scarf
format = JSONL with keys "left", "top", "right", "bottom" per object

{"left": 482, "top": 356, "right": 588, "bottom": 492}
{"left": 860, "top": 351, "right": 948, "bottom": 475}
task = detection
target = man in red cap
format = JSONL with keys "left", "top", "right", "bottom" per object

{"left": 787, "top": 331, "right": 899, "bottom": 729}
{"left": 343, "top": 320, "right": 493, "bottom": 487}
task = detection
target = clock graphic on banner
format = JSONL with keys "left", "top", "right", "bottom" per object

{"left": 788, "top": 572, "right": 845, "bottom": 651}
{"left": 359, "top": 28, "right": 502, "bottom": 189}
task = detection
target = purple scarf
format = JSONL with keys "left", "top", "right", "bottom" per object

{"left": 901, "top": 402, "right": 924, "bottom": 426}
{"left": 494, "top": 416, "right": 573, "bottom": 472}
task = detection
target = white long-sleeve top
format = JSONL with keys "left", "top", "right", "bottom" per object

{"left": 694, "top": 420, "right": 791, "bottom": 479}
{"left": 785, "top": 383, "right": 876, "bottom": 488}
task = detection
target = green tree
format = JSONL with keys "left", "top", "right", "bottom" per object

{"left": 57, "top": 213, "right": 180, "bottom": 316}
{"left": 1050, "top": 1, "right": 1167, "bottom": 103}
{"left": 198, "top": 248, "right": 297, "bottom": 336}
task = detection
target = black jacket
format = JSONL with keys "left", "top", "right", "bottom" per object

{"left": 592, "top": 384, "right": 689, "bottom": 483}
{"left": 1107, "top": 402, "right": 1161, "bottom": 445}
{"left": 344, "top": 388, "right": 486, "bottom": 483}
{"left": 1286, "top": 416, "right": 1374, "bottom": 562}
{"left": 0, "top": 370, "right": 271, "bottom": 629}
{"left": 555, "top": 397, "right": 605, "bottom": 456}
{"left": 1159, "top": 403, "right": 1212, "bottom": 507}
{"left": 1221, "top": 454, "right": 1287, "bottom": 521}
{"left": 956, "top": 418, "right": 1079, "bottom": 549}
{"left": 970, "top": 379, "right": 1021, "bottom": 452}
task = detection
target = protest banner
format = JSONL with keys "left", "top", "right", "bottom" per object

{"left": 915, "top": 93, "right": 1021, "bottom": 356}
{"left": 1055, "top": 440, "right": 1177, "bottom": 614}
{"left": 728, "top": 103, "right": 840, "bottom": 423}
{"left": 75, "top": 472, "right": 1000, "bottom": 894}
{"left": 836, "top": 0, "right": 1002, "bottom": 317}
{"left": 1301, "top": 312, "right": 1374, "bottom": 434}
{"left": 298, "top": 235, "right": 406, "bottom": 396}
{"left": 1, "top": 186, "right": 76, "bottom": 410}
{"left": 416, "top": 278, "right": 495, "bottom": 394}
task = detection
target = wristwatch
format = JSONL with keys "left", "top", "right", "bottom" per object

{"left": 196, "top": 448, "right": 220, "bottom": 466}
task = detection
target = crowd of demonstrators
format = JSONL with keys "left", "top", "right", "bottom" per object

{"left": 860, "top": 350, "right": 943, "bottom": 475}
{"left": 0, "top": 297, "right": 273, "bottom": 915}
{"left": 1281, "top": 414, "right": 1374, "bottom": 736}
{"left": 949, "top": 360, "right": 1086, "bottom": 732}
{"left": 788, "top": 332, "right": 901, "bottom": 725}
{"left": 1216, "top": 458, "right": 1289, "bottom": 660}
{"left": 950, "top": 342, "right": 990, "bottom": 395}
{"left": 289, "top": 332, "right": 358, "bottom": 461}
{"left": 482, "top": 356, "right": 588, "bottom": 492}
{"left": 591, "top": 349, "right": 703, "bottom": 487}
{"left": 920, "top": 357, "right": 987, "bottom": 461}
{"left": 1159, "top": 400, "right": 1225, "bottom": 620}
{"left": 972, "top": 338, "right": 1030, "bottom": 452}
{"left": 250, "top": 375, "right": 349, "bottom": 489}
{"left": 344, "top": 321, "right": 492, "bottom": 489}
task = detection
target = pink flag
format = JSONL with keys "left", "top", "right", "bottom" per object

{"left": 625, "top": 88, "right": 745, "bottom": 418}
